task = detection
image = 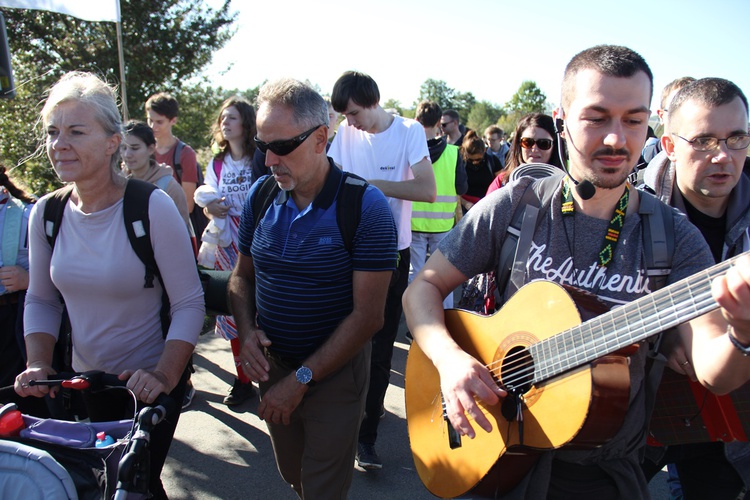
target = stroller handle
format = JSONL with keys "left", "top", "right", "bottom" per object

{"left": 29, "top": 370, "right": 178, "bottom": 418}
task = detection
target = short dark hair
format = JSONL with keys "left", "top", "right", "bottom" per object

{"left": 145, "top": 92, "right": 179, "bottom": 119}
{"left": 442, "top": 109, "right": 460, "bottom": 122}
{"left": 415, "top": 101, "right": 442, "bottom": 128}
{"left": 124, "top": 120, "right": 156, "bottom": 147}
{"left": 484, "top": 125, "right": 504, "bottom": 138}
{"left": 561, "top": 45, "right": 653, "bottom": 111}
{"left": 331, "top": 71, "right": 380, "bottom": 112}
{"left": 669, "top": 77, "right": 749, "bottom": 124}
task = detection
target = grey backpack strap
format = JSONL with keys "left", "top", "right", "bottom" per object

{"left": 509, "top": 204, "right": 539, "bottom": 294}
{"left": 639, "top": 190, "right": 674, "bottom": 292}
{"left": 497, "top": 173, "right": 563, "bottom": 300}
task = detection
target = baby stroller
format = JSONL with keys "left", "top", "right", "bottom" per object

{"left": 0, "top": 371, "right": 176, "bottom": 500}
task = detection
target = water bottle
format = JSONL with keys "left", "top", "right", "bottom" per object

{"left": 95, "top": 431, "right": 115, "bottom": 447}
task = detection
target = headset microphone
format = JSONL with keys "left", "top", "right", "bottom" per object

{"left": 555, "top": 116, "right": 596, "bottom": 200}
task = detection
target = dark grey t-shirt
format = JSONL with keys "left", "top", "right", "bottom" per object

{"left": 439, "top": 176, "right": 714, "bottom": 498}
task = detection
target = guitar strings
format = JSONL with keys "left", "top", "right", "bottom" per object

{"left": 494, "top": 285, "right": 716, "bottom": 389}
{"left": 476, "top": 260, "right": 727, "bottom": 390}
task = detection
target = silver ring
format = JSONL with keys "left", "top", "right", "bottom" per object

{"left": 681, "top": 360, "right": 689, "bottom": 366}
{"left": 143, "top": 388, "right": 151, "bottom": 392}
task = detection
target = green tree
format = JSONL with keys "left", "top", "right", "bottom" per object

{"left": 383, "top": 98, "right": 403, "bottom": 116}
{"left": 467, "top": 101, "right": 505, "bottom": 137}
{"left": 497, "top": 80, "right": 550, "bottom": 137}
{"left": 505, "top": 80, "right": 548, "bottom": 116}
{"left": 418, "top": 79, "right": 455, "bottom": 111}
{"left": 0, "top": 0, "right": 236, "bottom": 195}
{"left": 417, "top": 79, "right": 476, "bottom": 125}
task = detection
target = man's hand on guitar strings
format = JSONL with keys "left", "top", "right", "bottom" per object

{"left": 436, "top": 349, "right": 507, "bottom": 439}
{"left": 712, "top": 254, "right": 750, "bottom": 344}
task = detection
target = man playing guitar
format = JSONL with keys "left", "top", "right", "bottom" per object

{"left": 403, "top": 45, "right": 750, "bottom": 499}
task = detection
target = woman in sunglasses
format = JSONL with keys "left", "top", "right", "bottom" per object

{"left": 487, "top": 113, "right": 563, "bottom": 194}
{"left": 459, "top": 130, "right": 503, "bottom": 212}
{"left": 196, "top": 96, "right": 259, "bottom": 406}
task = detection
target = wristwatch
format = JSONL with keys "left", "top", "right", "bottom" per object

{"left": 295, "top": 366, "right": 317, "bottom": 386}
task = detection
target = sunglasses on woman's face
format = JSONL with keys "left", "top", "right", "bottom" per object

{"left": 519, "top": 137, "right": 553, "bottom": 151}
{"left": 254, "top": 125, "right": 323, "bottom": 156}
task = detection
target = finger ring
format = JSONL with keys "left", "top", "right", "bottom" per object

{"left": 681, "top": 360, "right": 689, "bottom": 366}
{"left": 143, "top": 388, "right": 151, "bottom": 392}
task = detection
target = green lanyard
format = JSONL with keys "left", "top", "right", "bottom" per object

{"left": 562, "top": 178, "right": 630, "bottom": 267}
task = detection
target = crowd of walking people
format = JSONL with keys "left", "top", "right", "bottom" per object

{"left": 2, "top": 43, "right": 750, "bottom": 500}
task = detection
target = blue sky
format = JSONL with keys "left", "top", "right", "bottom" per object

{"left": 204, "top": 0, "right": 750, "bottom": 112}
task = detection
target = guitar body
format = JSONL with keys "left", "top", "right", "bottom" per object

{"left": 405, "top": 281, "right": 632, "bottom": 498}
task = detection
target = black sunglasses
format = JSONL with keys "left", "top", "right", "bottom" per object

{"left": 519, "top": 137, "right": 553, "bottom": 151}
{"left": 440, "top": 120, "right": 454, "bottom": 128}
{"left": 254, "top": 125, "right": 323, "bottom": 156}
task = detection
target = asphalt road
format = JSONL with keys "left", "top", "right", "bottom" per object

{"left": 162, "top": 319, "right": 670, "bottom": 499}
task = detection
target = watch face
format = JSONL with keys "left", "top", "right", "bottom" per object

{"left": 296, "top": 366, "right": 313, "bottom": 385}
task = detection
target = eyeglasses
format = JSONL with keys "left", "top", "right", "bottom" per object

{"left": 254, "top": 125, "right": 323, "bottom": 156}
{"left": 672, "top": 133, "right": 750, "bottom": 152}
{"left": 440, "top": 120, "right": 454, "bottom": 128}
{"left": 519, "top": 137, "right": 553, "bottom": 151}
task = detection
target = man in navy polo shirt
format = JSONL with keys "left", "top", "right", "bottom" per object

{"left": 228, "top": 78, "right": 397, "bottom": 498}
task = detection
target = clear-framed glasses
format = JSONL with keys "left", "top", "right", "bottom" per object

{"left": 672, "top": 133, "right": 750, "bottom": 152}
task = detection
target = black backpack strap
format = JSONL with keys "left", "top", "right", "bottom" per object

{"left": 173, "top": 140, "right": 184, "bottom": 183}
{"left": 337, "top": 172, "right": 367, "bottom": 254}
{"left": 42, "top": 184, "right": 75, "bottom": 250}
{"left": 253, "top": 175, "right": 281, "bottom": 231}
{"left": 122, "top": 179, "right": 171, "bottom": 338}
{"left": 123, "top": 179, "right": 160, "bottom": 288}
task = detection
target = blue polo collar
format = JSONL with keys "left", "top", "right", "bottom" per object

{"left": 274, "top": 158, "right": 343, "bottom": 211}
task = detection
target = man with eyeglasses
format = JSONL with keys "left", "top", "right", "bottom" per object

{"left": 328, "top": 70, "right": 436, "bottom": 471}
{"left": 404, "top": 45, "right": 750, "bottom": 498}
{"left": 641, "top": 77, "right": 750, "bottom": 499}
{"left": 484, "top": 125, "right": 510, "bottom": 168}
{"left": 228, "top": 78, "right": 397, "bottom": 498}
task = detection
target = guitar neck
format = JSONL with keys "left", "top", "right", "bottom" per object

{"left": 529, "top": 252, "right": 744, "bottom": 384}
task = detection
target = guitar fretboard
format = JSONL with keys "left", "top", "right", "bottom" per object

{"left": 524, "top": 253, "right": 741, "bottom": 385}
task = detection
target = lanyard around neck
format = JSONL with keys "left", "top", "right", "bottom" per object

{"left": 562, "top": 177, "right": 630, "bottom": 267}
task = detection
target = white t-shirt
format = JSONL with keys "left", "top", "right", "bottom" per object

{"left": 204, "top": 153, "right": 254, "bottom": 216}
{"left": 328, "top": 115, "right": 429, "bottom": 250}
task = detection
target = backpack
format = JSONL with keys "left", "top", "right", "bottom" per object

{"left": 251, "top": 171, "right": 367, "bottom": 254}
{"left": 43, "top": 180, "right": 173, "bottom": 338}
{"left": 173, "top": 141, "right": 210, "bottom": 242}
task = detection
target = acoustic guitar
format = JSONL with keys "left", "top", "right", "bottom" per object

{"left": 405, "top": 253, "right": 743, "bottom": 498}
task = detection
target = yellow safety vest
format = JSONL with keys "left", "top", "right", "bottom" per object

{"left": 411, "top": 144, "right": 459, "bottom": 233}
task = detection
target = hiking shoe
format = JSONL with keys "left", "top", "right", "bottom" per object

{"left": 182, "top": 380, "right": 196, "bottom": 410}
{"left": 356, "top": 442, "right": 383, "bottom": 470}
{"left": 223, "top": 378, "right": 256, "bottom": 406}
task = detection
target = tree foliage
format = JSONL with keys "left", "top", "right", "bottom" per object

{"left": 466, "top": 101, "right": 505, "bottom": 137}
{"left": 0, "top": 0, "right": 236, "bottom": 195}
{"left": 496, "top": 80, "right": 551, "bottom": 137}
{"left": 417, "top": 79, "right": 475, "bottom": 124}
{"left": 505, "top": 80, "right": 548, "bottom": 116}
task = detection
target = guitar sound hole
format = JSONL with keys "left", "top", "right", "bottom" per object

{"left": 500, "top": 346, "right": 534, "bottom": 394}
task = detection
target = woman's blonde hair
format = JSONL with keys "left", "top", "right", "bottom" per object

{"left": 41, "top": 71, "right": 123, "bottom": 175}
